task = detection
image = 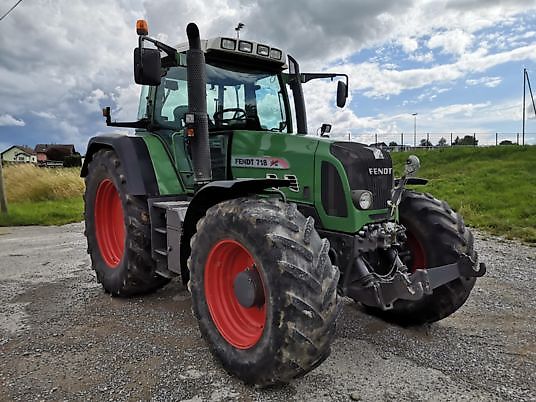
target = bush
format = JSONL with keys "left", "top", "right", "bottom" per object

{"left": 63, "top": 153, "right": 82, "bottom": 167}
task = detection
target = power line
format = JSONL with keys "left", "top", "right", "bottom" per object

{"left": 0, "top": 0, "right": 23, "bottom": 22}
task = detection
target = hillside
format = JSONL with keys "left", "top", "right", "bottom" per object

{"left": 390, "top": 146, "right": 536, "bottom": 243}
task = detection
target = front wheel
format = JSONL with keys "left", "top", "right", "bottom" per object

{"left": 188, "top": 197, "right": 340, "bottom": 386}
{"left": 366, "top": 190, "right": 477, "bottom": 326}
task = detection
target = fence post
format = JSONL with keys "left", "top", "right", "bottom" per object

{"left": 0, "top": 158, "right": 8, "bottom": 214}
{"left": 426, "top": 133, "right": 430, "bottom": 148}
{"left": 517, "top": 133, "right": 519, "bottom": 145}
{"left": 450, "top": 133, "right": 453, "bottom": 146}
{"left": 473, "top": 132, "right": 476, "bottom": 147}
{"left": 375, "top": 133, "right": 378, "bottom": 145}
{"left": 496, "top": 133, "right": 498, "bottom": 146}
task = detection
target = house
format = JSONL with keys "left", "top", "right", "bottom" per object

{"left": 1, "top": 145, "right": 37, "bottom": 164}
{"left": 34, "top": 144, "right": 76, "bottom": 166}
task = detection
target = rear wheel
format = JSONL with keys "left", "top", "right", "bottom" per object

{"left": 367, "top": 190, "right": 477, "bottom": 326}
{"left": 84, "top": 148, "right": 170, "bottom": 296}
{"left": 188, "top": 197, "right": 340, "bottom": 385}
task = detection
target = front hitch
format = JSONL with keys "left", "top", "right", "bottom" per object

{"left": 347, "top": 253, "right": 487, "bottom": 311}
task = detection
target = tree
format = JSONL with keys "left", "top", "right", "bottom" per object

{"left": 453, "top": 135, "right": 478, "bottom": 146}
{"left": 388, "top": 141, "right": 398, "bottom": 147}
{"left": 437, "top": 137, "right": 447, "bottom": 147}
{"left": 499, "top": 140, "right": 514, "bottom": 145}
{"left": 420, "top": 138, "right": 432, "bottom": 147}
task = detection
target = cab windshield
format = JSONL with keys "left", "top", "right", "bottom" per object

{"left": 154, "top": 63, "right": 289, "bottom": 132}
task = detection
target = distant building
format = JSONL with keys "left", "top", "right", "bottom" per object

{"left": 34, "top": 144, "right": 76, "bottom": 166}
{"left": 1, "top": 145, "right": 37, "bottom": 164}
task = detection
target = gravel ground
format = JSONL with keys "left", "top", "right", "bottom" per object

{"left": 0, "top": 223, "right": 535, "bottom": 401}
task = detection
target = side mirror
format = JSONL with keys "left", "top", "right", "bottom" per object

{"left": 336, "top": 80, "right": 347, "bottom": 108}
{"left": 320, "top": 123, "right": 332, "bottom": 137}
{"left": 404, "top": 155, "right": 421, "bottom": 177}
{"left": 134, "top": 47, "right": 161, "bottom": 85}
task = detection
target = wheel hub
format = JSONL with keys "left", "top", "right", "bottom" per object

{"left": 233, "top": 266, "right": 265, "bottom": 308}
{"left": 204, "top": 239, "right": 266, "bottom": 349}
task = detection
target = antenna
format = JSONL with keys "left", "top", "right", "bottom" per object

{"left": 235, "top": 22, "right": 245, "bottom": 39}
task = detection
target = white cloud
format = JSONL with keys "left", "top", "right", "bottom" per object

{"left": 0, "top": 114, "right": 25, "bottom": 127}
{"left": 465, "top": 76, "right": 502, "bottom": 87}
{"left": 427, "top": 29, "right": 473, "bottom": 56}
{"left": 430, "top": 102, "right": 491, "bottom": 119}
{"left": 32, "top": 111, "right": 56, "bottom": 119}
{"left": 398, "top": 37, "right": 419, "bottom": 53}
{"left": 345, "top": 43, "right": 536, "bottom": 98}
{"left": 408, "top": 52, "right": 434, "bottom": 63}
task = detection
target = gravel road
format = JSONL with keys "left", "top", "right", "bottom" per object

{"left": 0, "top": 223, "right": 535, "bottom": 401}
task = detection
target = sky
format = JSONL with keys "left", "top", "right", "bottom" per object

{"left": 1, "top": 0, "right": 536, "bottom": 154}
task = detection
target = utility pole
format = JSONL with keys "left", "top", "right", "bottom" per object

{"left": 523, "top": 68, "right": 536, "bottom": 146}
{"left": 412, "top": 113, "right": 418, "bottom": 147}
{"left": 523, "top": 68, "right": 526, "bottom": 145}
{"left": 0, "top": 156, "right": 7, "bottom": 214}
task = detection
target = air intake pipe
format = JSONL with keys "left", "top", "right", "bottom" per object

{"left": 186, "top": 23, "right": 212, "bottom": 185}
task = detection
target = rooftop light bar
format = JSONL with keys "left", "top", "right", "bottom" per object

{"left": 206, "top": 37, "right": 285, "bottom": 63}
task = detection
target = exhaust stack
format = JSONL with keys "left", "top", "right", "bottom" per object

{"left": 186, "top": 23, "right": 212, "bottom": 185}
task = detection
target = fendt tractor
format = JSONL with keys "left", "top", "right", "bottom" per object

{"left": 82, "top": 20, "right": 486, "bottom": 385}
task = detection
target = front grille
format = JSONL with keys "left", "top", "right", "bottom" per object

{"left": 330, "top": 142, "right": 393, "bottom": 210}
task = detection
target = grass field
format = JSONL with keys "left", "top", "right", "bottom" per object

{"left": 391, "top": 145, "right": 536, "bottom": 243}
{"left": 0, "top": 164, "right": 84, "bottom": 227}
{"left": 0, "top": 146, "right": 534, "bottom": 243}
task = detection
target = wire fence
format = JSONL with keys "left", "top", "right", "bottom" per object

{"left": 348, "top": 132, "right": 536, "bottom": 150}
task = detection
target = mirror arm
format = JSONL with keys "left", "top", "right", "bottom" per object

{"left": 301, "top": 73, "right": 348, "bottom": 89}
{"left": 102, "top": 107, "right": 150, "bottom": 129}
{"left": 140, "top": 36, "right": 177, "bottom": 59}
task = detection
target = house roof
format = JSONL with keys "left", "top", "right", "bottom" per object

{"left": 1, "top": 145, "right": 36, "bottom": 156}
{"left": 35, "top": 144, "right": 75, "bottom": 154}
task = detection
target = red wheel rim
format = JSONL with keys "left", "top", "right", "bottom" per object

{"left": 204, "top": 239, "right": 266, "bottom": 349}
{"left": 94, "top": 179, "right": 125, "bottom": 268}
{"left": 406, "top": 231, "right": 427, "bottom": 272}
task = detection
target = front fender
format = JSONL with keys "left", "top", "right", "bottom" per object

{"left": 81, "top": 134, "right": 159, "bottom": 196}
{"left": 180, "top": 178, "right": 290, "bottom": 283}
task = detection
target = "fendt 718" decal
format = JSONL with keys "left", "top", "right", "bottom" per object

{"left": 231, "top": 156, "right": 290, "bottom": 169}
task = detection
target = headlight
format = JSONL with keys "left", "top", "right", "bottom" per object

{"left": 351, "top": 190, "right": 373, "bottom": 210}
{"left": 221, "top": 38, "right": 236, "bottom": 50}
{"left": 238, "top": 41, "right": 253, "bottom": 53}
{"left": 256, "top": 44, "right": 269, "bottom": 56}
{"left": 270, "top": 48, "right": 282, "bottom": 60}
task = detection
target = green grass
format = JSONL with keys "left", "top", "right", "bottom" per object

{"left": 391, "top": 146, "right": 536, "bottom": 243}
{"left": 0, "top": 164, "right": 84, "bottom": 226}
{"left": 0, "top": 197, "right": 83, "bottom": 227}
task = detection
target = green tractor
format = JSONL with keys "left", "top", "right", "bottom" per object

{"left": 82, "top": 21, "right": 486, "bottom": 385}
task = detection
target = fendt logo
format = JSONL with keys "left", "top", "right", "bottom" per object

{"left": 368, "top": 167, "right": 392, "bottom": 175}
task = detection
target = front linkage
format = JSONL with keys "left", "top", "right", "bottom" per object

{"left": 344, "top": 220, "right": 486, "bottom": 310}
{"left": 342, "top": 156, "right": 486, "bottom": 311}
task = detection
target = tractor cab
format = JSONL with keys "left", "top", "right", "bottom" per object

{"left": 126, "top": 31, "right": 348, "bottom": 189}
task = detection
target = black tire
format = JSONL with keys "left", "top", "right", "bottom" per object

{"left": 188, "top": 197, "right": 340, "bottom": 386}
{"left": 84, "top": 148, "right": 170, "bottom": 296}
{"left": 366, "top": 190, "right": 477, "bottom": 326}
